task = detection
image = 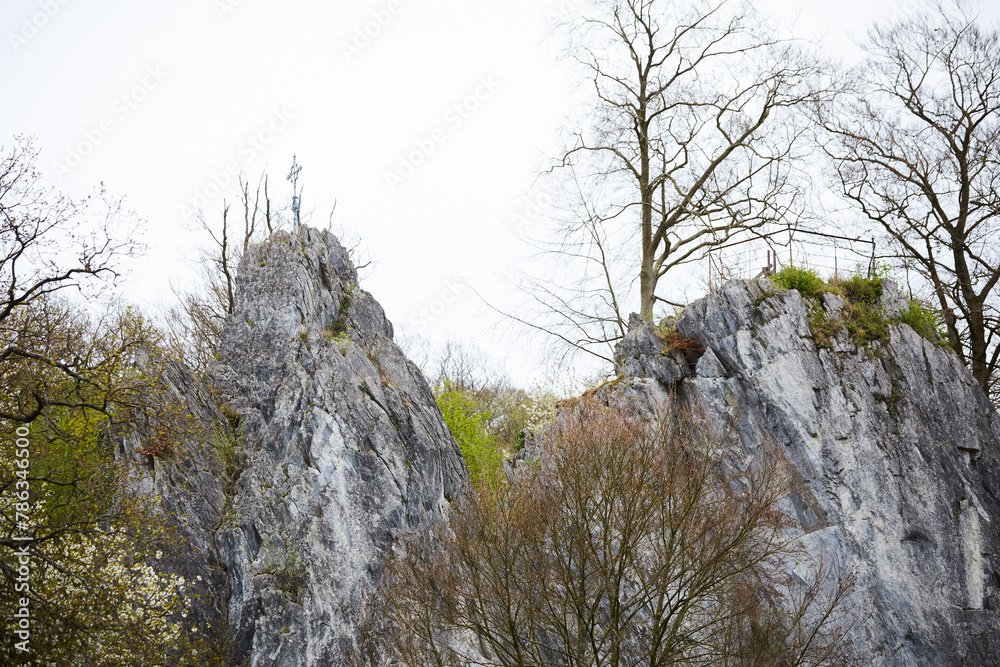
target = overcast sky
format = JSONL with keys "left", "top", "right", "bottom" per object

{"left": 3, "top": 0, "right": 998, "bottom": 387}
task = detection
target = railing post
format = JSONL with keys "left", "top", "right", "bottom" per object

{"left": 788, "top": 224, "right": 793, "bottom": 266}
{"left": 868, "top": 237, "right": 876, "bottom": 278}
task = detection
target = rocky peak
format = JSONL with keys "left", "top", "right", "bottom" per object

{"left": 211, "top": 228, "right": 467, "bottom": 665}
{"left": 129, "top": 228, "right": 467, "bottom": 666}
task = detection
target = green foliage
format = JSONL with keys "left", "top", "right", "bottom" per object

{"left": 260, "top": 542, "right": 307, "bottom": 600}
{"left": 1, "top": 420, "right": 201, "bottom": 666}
{"left": 334, "top": 331, "right": 350, "bottom": 356}
{"left": 809, "top": 307, "right": 842, "bottom": 350}
{"left": 0, "top": 142, "right": 216, "bottom": 664}
{"left": 840, "top": 274, "right": 883, "bottom": 307}
{"left": 899, "top": 299, "right": 947, "bottom": 345}
{"left": 435, "top": 381, "right": 506, "bottom": 493}
{"left": 29, "top": 407, "right": 116, "bottom": 526}
{"left": 843, "top": 302, "right": 888, "bottom": 346}
{"left": 475, "top": 385, "right": 557, "bottom": 456}
{"left": 770, "top": 266, "right": 826, "bottom": 299}
{"left": 329, "top": 284, "right": 355, "bottom": 336}
{"left": 772, "top": 265, "right": 947, "bottom": 350}
{"left": 808, "top": 296, "right": 886, "bottom": 349}
{"left": 0, "top": 303, "right": 219, "bottom": 665}
{"left": 429, "top": 343, "right": 559, "bottom": 461}
{"left": 213, "top": 423, "right": 245, "bottom": 493}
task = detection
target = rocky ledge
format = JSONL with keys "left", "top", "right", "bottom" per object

{"left": 523, "top": 278, "right": 1000, "bottom": 666}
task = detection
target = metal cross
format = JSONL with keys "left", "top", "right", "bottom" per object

{"left": 287, "top": 154, "right": 302, "bottom": 232}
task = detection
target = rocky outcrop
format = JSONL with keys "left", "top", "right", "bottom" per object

{"left": 132, "top": 237, "right": 1000, "bottom": 665}
{"left": 127, "top": 228, "right": 467, "bottom": 665}
{"left": 605, "top": 278, "right": 1000, "bottom": 665}
{"left": 213, "top": 229, "right": 467, "bottom": 665}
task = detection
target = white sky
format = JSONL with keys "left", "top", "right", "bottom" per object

{"left": 3, "top": 0, "right": 997, "bottom": 387}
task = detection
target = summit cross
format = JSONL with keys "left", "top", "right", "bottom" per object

{"left": 287, "top": 154, "right": 302, "bottom": 232}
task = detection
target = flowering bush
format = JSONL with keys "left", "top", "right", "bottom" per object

{"left": 0, "top": 431, "right": 204, "bottom": 666}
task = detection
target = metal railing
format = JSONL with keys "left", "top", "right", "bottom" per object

{"left": 707, "top": 226, "right": 876, "bottom": 290}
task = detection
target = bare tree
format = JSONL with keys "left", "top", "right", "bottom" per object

{"left": 517, "top": 0, "right": 824, "bottom": 362}
{"left": 166, "top": 174, "right": 369, "bottom": 373}
{"left": 817, "top": 0, "right": 1000, "bottom": 400}
{"left": 379, "top": 399, "right": 854, "bottom": 666}
{"left": 0, "top": 136, "right": 142, "bottom": 422}
{"left": 165, "top": 173, "right": 285, "bottom": 372}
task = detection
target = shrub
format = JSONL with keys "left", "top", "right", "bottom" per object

{"left": 844, "top": 302, "right": 888, "bottom": 346}
{"left": 770, "top": 265, "right": 825, "bottom": 298}
{"left": 260, "top": 543, "right": 307, "bottom": 600}
{"left": 840, "top": 274, "right": 883, "bottom": 306}
{"left": 809, "top": 307, "right": 842, "bottom": 349}
{"left": 772, "top": 265, "right": 947, "bottom": 350}
{"left": 435, "top": 381, "right": 506, "bottom": 493}
{"left": 334, "top": 332, "right": 350, "bottom": 356}
{"left": 898, "top": 299, "right": 946, "bottom": 344}
{"left": 329, "top": 285, "right": 355, "bottom": 336}
{"left": 429, "top": 342, "right": 560, "bottom": 457}
{"left": 213, "top": 423, "right": 245, "bottom": 494}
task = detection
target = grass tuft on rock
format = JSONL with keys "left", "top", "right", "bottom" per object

{"left": 769, "top": 266, "right": 945, "bottom": 349}
{"left": 770, "top": 266, "right": 826, "bottom": 299}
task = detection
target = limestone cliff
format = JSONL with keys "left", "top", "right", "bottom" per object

{"left": 595, "top": 278, "right": 1000, "bottom": 665}
{"left": 132, "top": 237, "right": 1000, "bottom": 665}
{"left": 126, "top": 228, "right": 467, "bottom": 665}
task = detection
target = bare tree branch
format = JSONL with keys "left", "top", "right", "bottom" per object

{"left": 817, "top": 0, "right": 1000, "bottom": 400}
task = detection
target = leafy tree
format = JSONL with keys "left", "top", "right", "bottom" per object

{"left": 435, "top": 381, "right": 506, "bottom": 494}
{"left": 430, "top": 342, "right": 559, "bottom": 460}
{"left": 817, "top": 0, "right": 1000, "bottom": 400}
{"left": 380, "top": 399, "right": 854, "bottom": 666}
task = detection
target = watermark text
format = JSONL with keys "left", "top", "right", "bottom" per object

{"left": 384, "top": 75, "right": 501, "bottom": 191}
{"left": 11, "top": 424, "right": 32, "bottom": 652}
{"left": 341, "top": 0, "right": 404, "bottom": 62}
{"left": 180, "top": 107, "right": 295, "bottom": 220}
{"left": 52, "top": 65, "right": 168, "bottom": 178}
{"left": 8, "top": 0, "right": 72, "bottom": 53}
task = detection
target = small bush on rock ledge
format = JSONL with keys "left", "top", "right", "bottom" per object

{"left": 771, "top": 265, "right": 827, "bottom": 299}
{"left": 768, "top": 266, "right": 946, "bottom": 349}
{"left": 898, "top": 299, "right": 947, "bottom": 345}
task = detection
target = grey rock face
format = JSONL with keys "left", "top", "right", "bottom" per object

{"left": 613, "top": 313, "right": 696, "bottom": 386}
{"left": 653, "top": 279, "right": 1000, "bottom": 665}
{"left": 209, "top": 229, "right": 467, "bottom": 665}
{"left": 117, "top": 360, "right": 231, "bottom": 644}
{"left": 129, "top": 243, "right": 998, "bottom": 665}
{"left": 130, "top": 228, "right": 467, "bottom": 665}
